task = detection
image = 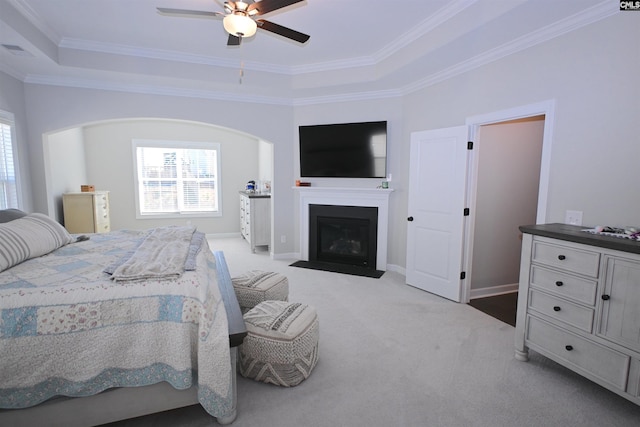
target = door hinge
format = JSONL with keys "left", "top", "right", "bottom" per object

{"left": 460, "top": 272, "right": 466, "bottom": 280}
{"left": 463, "top": 208, "right": 470, "bottom": 216}
{"left": 467, "top": 141, "right": 474, "bottom": 150}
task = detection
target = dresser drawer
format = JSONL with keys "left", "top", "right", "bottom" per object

{"left": 526, "top": 316, "right": 629, "bottom": 391}
{"left": 530, "top": 266, "right": 597, "bottom": 305}
{"left": 532, "top": 240, "right": 600, "bottom": 277}
{"left": 528, "top": 289, "right": 594, "bottom": 332}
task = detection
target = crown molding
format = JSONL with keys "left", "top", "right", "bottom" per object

{"left": 16, "top": 1, "right": 617, "bottom": 107}
{"left": 372, "top": 0, "right": 478, "bottom": 64}
{"left": 22, "top": 74, "right": 294, "bottom": 106}
{"left": 292, "top": 88, "right": 403, "bottom": 106}
{"left": 288, "top": 0, "right": 478, "bottom": 75}
{"left": 58, "top": 38, "right": 292, "bottom": 75}
{"left": 53, "top": 1, "right": 480, "bottom": 77}
{"left": 399, "top": 0, "right": 618, "bottom": 96}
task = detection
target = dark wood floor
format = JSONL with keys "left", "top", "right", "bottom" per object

{"left": 468, "top": 292, "right": 518, "bottom": 327}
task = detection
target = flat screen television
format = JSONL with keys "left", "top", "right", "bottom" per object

{"left": 299, "top": 121, "right": 387, "bottom": 178}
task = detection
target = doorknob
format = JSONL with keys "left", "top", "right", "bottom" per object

{"left": 407, "top": 216, "right": 414, "bottom": 221}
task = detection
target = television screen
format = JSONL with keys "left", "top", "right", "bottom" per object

{"left": 299, "top": 121, "right": 387, "bottom": 178}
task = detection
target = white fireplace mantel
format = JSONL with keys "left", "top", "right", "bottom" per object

{"left": 295, "top": 187, "right": 393, "bottom": 271}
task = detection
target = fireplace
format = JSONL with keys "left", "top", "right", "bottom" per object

{"left": 309, "top": 204, "right": 378, "bottom": 269}
{"left": 295, "top": 186, "right": 392, "bottom": 277}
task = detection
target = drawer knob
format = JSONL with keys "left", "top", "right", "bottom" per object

{"left": 601, "top": 294, "right": 611, "bottom": 301}
{"left": 565, "top": 345, "right": 573, "bottom": 351}
{"left": 558, "top": 255, "right": 566, "bottom": 260}
{"left": 555, "top": 281, "right": 564, "bottom": 287}
{"left": 553, "top": 306, "right": 561, "bottom": 312}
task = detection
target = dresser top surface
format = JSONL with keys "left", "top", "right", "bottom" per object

{"left": 239, "top": 191, "right": 271, "bottom": 199}
{"left": 520, "top": 223, "right": 640, "bottom": 255}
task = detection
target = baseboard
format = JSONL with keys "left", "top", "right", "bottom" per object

{"left": 273, "top": 252, "right": 300, "bottom": 261}
{"left": 385, "top": 264, "right": 406, "bottom": 275}
{"left": 469, "top": 283, "right": 519, "bottom": 300}
{"left": 205, "top": 232, "right": 242, "bottom": 239}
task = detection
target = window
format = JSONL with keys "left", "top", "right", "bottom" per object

{"left": 133, "top": 140, "right": 221, "bottom": 218}
{"left": 0, "top": 111, "right": 19, "bottom": 210}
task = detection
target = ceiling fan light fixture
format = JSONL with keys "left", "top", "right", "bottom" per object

{"left": 223, "top": 13, "right": 257, "bottom": 38}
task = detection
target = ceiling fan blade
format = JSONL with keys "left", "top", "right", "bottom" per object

{"left": 156, "top": 7, "right": 222, "bottom": 18}
{"left": 257, "top": 20, "right": 310, "bottom": 44}
{"left": 227, "top": 34, "right": 241, "bottom": 46}
{"left": 248, "top": 0, "right": 305, "bottom": 16}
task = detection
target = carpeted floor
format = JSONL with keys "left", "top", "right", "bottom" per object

{"left": 102, "top": 236, "right": 640, "bottom": 427}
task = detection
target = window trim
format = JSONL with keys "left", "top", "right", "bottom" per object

{"left": 132, "top": 139, "right": 222, "bottom": 220}
{"left": 0, "top": 110, "right": 22, "bottom": 210}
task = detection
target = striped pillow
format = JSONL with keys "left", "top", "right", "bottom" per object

{"left": 0, "top": 213, "right": 73, "bottom": 272}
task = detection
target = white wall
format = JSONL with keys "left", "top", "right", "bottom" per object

{"left": 45, "top": 127, "right": 87, "bottom": 222}
{"left": 258, "top": 140, "right": 273, "bottom": 192}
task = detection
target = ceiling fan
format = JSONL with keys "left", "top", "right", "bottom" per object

{"left": 157, "top": 0, "right": 310, "bottom": 46}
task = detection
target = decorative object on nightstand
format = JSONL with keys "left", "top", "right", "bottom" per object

{"left": 62, "top": 191, "right": 110, "bottom": 233}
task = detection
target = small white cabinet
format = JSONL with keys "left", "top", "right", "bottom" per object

{"left": 515, "top": 224, "right": 640, "bottom": 405}
{"left": 63, "top": 191, "right": 111, "bottom": 234}
{"left": 239, "top": 191, "right": 270, "bottom": 252}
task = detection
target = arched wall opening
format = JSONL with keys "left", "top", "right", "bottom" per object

{"left": 43, "top": 117, "right": 274, "bottom": 236}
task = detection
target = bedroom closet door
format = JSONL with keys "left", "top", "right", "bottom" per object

{"left": 405, "top": 126, "right": 469, "bottom": 302}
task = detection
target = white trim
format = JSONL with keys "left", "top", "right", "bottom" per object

{"left": 465, "top": 99, "right": 554, "bottom": 224}
{"left": 272, "top": 252, "right": 299, "bottom": 261}
{"left": 13, "top": 2, "right": 615, "bottom": 107}
{"left": 131, "top": 139, "right": 222, "bottom": 219}
{"left": 460, "top": 99, "right": 555, "bottom": 303}
{"left": 296, "top": 187, "right": 393, "bottom": 271}
{"left": 386, "top": 264, "right": 406, "bottom": 276}
{"left": 469, "top": 283, "right": 519, "bottom": 300}
{"left": 205, "top": 232, "right": 242, "bottom": 240}
{"left": 0, "top": 109, "right": 22, "bottom": 210}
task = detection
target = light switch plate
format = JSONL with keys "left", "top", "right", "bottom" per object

{"left": 565, "top": 210, "right": 583, "bottom": 226}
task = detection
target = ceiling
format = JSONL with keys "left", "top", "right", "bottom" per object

{"left": 0, "top": 0, "right": 616, "bottom": 105}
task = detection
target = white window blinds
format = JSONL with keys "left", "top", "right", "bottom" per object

{"left": 134, "top": 141, "right": 220, "bottom": 216}
{"left": 0, "top": 117, "right": 18, "bottom": 210}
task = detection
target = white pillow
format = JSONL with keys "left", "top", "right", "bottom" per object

{"left": 0, "top": 213, "right": 74, "bottom": 272}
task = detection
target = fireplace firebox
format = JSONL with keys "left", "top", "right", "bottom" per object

{"left": 309, "top": 204, "right": 378, "bottom": 269}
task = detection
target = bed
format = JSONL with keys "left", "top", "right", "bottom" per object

{"left": 0, "top": 210, "right": 247, "bottom": 426}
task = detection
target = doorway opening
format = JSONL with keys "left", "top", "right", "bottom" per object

{"left": 466, "top": 114, "right": 546, "bottom": 324}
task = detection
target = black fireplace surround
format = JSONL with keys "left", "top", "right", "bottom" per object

{"left": 309, "top": 204, "right": 378, "bottom": 269}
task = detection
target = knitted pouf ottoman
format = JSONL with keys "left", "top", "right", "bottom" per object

{"left": 231, "top": 270, "right": 289, "bottom": 314}
{"left": 239, "top": 300, "right": 319, "bottom": 387}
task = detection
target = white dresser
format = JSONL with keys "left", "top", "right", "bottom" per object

{"left": 62, "top": 191, "right": 111, "bottom": 233}
{"left": 239, "top": 191, "right": 270, "bottom": 252}
{"left": 516, "top": 224, "right": 640, "bottom": 405}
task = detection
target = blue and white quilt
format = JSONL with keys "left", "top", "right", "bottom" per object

{"left": 0, "top": 229, "right": 233, "bottom": 418}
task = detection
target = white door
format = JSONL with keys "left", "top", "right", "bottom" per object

{"left": 406, "top": 126, "right": 469, "bottom": 302}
